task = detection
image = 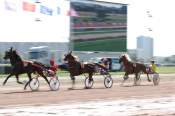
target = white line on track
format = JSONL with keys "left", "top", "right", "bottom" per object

{"left": 0, "top": 96, "right": 175, "bottom": 116}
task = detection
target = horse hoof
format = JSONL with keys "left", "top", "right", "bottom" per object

{"left": 84, "top": 87, "right": 89, "bottom": 89}
{"left": 148, "top": 80, "right": 151, "bottom": 82}
{"left": 68, "top": 88, "right": 74, "bottom": 90}
{"left": 24, "top": 87, "right": 27, "bottom": 90}
{"left": 18, "top": 82, "right": 23, "bottom": 84}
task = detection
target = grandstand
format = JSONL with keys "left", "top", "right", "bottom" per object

{"left": 70, "top": 0, "right": 127, "bottom": 52}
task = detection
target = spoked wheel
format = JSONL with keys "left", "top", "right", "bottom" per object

{"left": 49, "top": 76, "right": 60, "bottom": 91}
{"left": 104, "top": 75, "right": 113, "bottom": 88}
{"left": 153, "top": 73, "right": 160, "bottom": 86}
{"left": 84, "top": 77, "right": 94, "bottom": 89}
{"left": 29, "top": 78, "right": 39, "bottom": 91}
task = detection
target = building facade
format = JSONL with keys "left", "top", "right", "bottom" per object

{"left": 137, "top": 36, "right": 153, "bottom": 62}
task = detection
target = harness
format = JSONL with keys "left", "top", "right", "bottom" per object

{"left": 23, "top": 60, "right": 33, "bottom": 67}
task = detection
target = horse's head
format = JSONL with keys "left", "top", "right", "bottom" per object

{"left": 63, "top": 51, "right": 75, "bottom": 62}
{"left": 119, "top": 54, "right": 131, "bottom": 64}
{"left": 119, "top": 55, "right": 124, "bottom": 63}
{"left": 4, "top": 47, "right": 20, "bottom": 61}
{"left": 4, "top": 47, "right": 13, "bottom": 60}
{"left": 4, "top": 51, "right": 11, "bottom": 60}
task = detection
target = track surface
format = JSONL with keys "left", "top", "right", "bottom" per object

{"left": 0, "top": 74, "right": 174, "bottom": 106}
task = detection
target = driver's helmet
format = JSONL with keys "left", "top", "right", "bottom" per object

{"left": 150, "top": 59, "right": 155, "bottom": 63}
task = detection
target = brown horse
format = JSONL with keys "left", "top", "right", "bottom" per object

{"left": 119, "top": 54, "right": 151, "bottom": 85}
{"left": 3, "top": 47, "right": 50, "bottom": 90}
{"left": 63, "top": 51, "right": 109, "bottom": 89}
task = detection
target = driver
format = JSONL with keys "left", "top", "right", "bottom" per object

{"left": 150, "top": 59, "right": 157, "bottom": 73}
{"left": 49, "top": 58, "right": 58, "bottom": 74}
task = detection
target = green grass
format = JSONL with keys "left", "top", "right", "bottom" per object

{"left": 73, "top": 37, "right": 127, "bottom": 52}
{"left": 73, "top": 29, "right": 126, "bottom": 35}
{"left": 157, "top": 66, "right": 175, "bottom": 74}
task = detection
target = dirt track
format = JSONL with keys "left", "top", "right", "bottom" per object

{"left": 0, "top": 74, "right": 175, "bottom": 107}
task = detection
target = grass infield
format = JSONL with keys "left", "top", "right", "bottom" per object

{"left": 73, "top": 37, "right": 127, "bottom": 52}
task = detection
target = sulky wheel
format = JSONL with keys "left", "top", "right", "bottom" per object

{"left": 49, "top": 76, "right": 60, "bottom": 91}
{"left": 84, "top": 77, "right": 94, "bottom": 89}
{"left": 153, "top": 73, "right": 160, "bottom": 86}
{"left": 29, "top": 78, "right": 39, "bottom": 91}
{"left": 104, "top": 75, "right": 113, "bottom": 88}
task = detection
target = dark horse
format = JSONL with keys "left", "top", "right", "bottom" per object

{"left": 3, "top": 47, "right": 50, "bottom": 90}
{"left": 64, "top": 51, "right": 108, "bottom": 89}
{"left": 119, "top": 54, "right": 151, "bottom": 85}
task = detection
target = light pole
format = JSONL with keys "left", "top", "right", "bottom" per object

{"left": 146, "top": 10, "right": 153, "bottom": 36}
{"left": 35, "top": 0, "right": 41, "bottom": 22}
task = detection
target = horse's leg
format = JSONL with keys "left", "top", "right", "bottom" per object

{"left": 120, "top": 73, "right": 128, "bottom": 86}
{"left": 143, "top": 68, "right": 151, "bottom": 82}
{"left": 88, "top": 73, "right": 93, "bottom": 88}
{"left": 15, "top": 75, "right": 23, "bottom": 84}
{"left": 133, "top": 73, "right": 137, "bottom": 85}
{"left": 3, "top": 73, "right": 13, "bottom": 85}
{"left": 89, "top": 73, "right": 93, "bottom": 82}
{"left": 39, "top": 71, "right": 50, "bottom": 86}
{"left": 147, "top": 73, "right": 151, "bottom": 82}
{"left": 134, "top": 73, "right": 141, "bottom": 85}
{"left": 24, "top": 73, "right": 32, "bottom": 90}
{"left": 69, "top": 76, "right": 75, "bottom": 89}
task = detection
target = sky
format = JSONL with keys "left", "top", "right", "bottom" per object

{"left": 0, "top": 0, "right": 70, "bottom": 42}
{"left": 128, "top": 0, "right": 175, "bottom": 57}
{"left": 106, "top": 0, "right": 175, "bottom": 57}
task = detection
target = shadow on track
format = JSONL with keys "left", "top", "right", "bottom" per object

{"left": 66, "top": 87, "right": 109, "bottom": 91}
{"left": 2, "top": 90, "right": 52, "bottom": 94}
{"left": 121, "top": 84, "right": 153, "bottom": 87}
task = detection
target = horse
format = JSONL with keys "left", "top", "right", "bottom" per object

{"left": 63, "top": 51, "right": 109, "bottom": 89}
{"left": 3, "top": 47, "right": 50, "bottom": 90}
{"left": 119, "top": 54, "right": 151, "bottom": 85}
